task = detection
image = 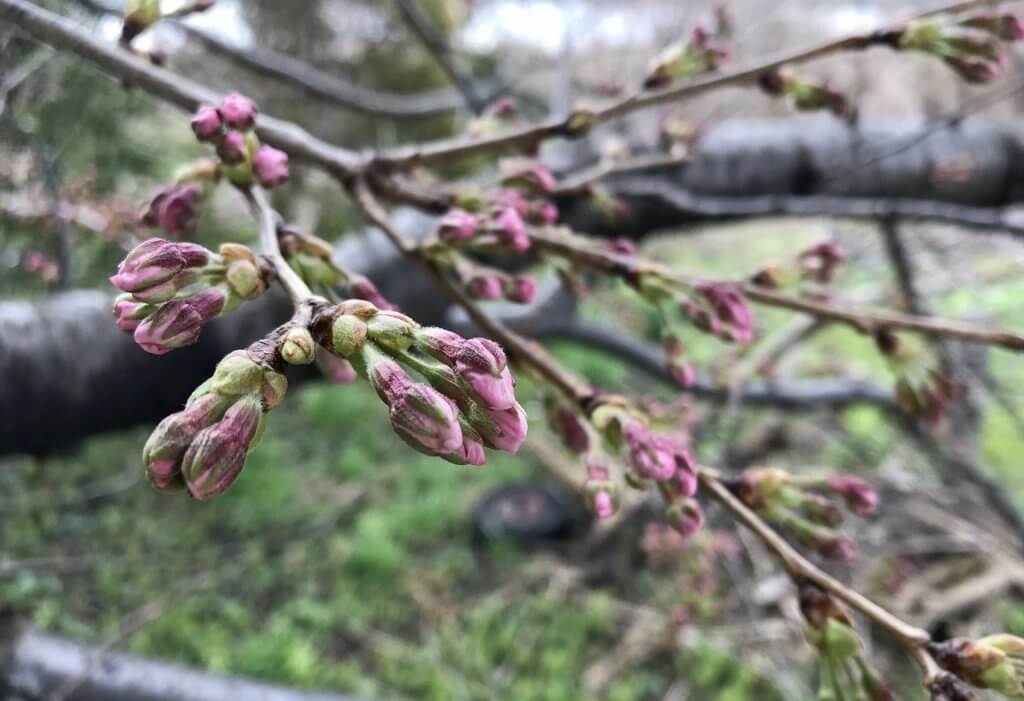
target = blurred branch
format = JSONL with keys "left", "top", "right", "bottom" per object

{"left": 393, "top": 0, "right": 486, "bottom": 114}
{"left": 72, "top": 0, "right": 489, "bottom": 118}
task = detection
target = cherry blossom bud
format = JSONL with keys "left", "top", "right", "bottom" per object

{"left": 331, "top": 314, "right": 368, "bottom": 357}
{"left": 438, "top": 209, "right": 479, "bottom": 242}
{"left": 319, "top": 353, "right": 357, "bottom": 384}
{"left": 553, "top": 407, "right": 589, "bottom": 454}
{"left": 504, "top": 275, "right": 537, "bottom": 304}
{"left": 366, "top": 310, "right": 416, "bottom": 352}
{"left": 143, "top": 393, "right": 229, "bottom": 491}
{"left": 138, "top": 183, "right": 203, "bottom": 237}
{"left": 494, "top": 190, "right": 530, "bottom": 217}
{"left": 281, "top": 327, "right": 315, "bottom": 365}
{"left": 962, "top": 14, "right": 1024, "bottom": 41}
{"left": 113, "top": 294, "right": 155, "bottom": 333}
{"left": 928, "top": 674, "right": 979, "bottom": 701}
{"left": 216, "top": 130, "right": 249, "bottom": 165}
{"left": 225, "top": 258, "right": 265, "bottom": 300}
{"left": 666, "top": 497, "right": 704, "bottom": 540}
{"left": 584, "top": 458, "right": 618, "bottom": 519}
{"left": 218, "top": 92, "right": 257, "bottom": 130}
{"left": 414, "top": 327, "right": 465, "bottom": 366}
{"left": 444, "top": 425, "right": 488, "bottom": 466}
{"left": 663, "top": 335, "right": 695, "bottom": 388}
{"left": 800, "top": 241, "right": 847, "bottom": 283}
{"left": 501, "top": 163, "right": 557, "bottom": 195}
{"left": 211, "top": 350, "right": 264, "bottom": 396}
{"left": 111, "top": 238, "right": 210, "bottom": 296}
{"left": 469, "top": 402, "right": 528, "bottom": 454}
{"left": 528, "top": 201, "right": 559, "bottom": 226}
{"left": 623, "top": 420, "right": 676, "bottom": 481}
{"left": 182, "top": 394, "right": 263, "bottom": 500}
{"left": 389, "top": 384, "right": 464, "bottom": 456}
{"left": 253, "top": 145, "right": 289, "bottom": 189}
{"left": 456, "top": 338, "right": 516, "bottom": 411}
{"left": 492, "top": 207, "right": 530, "bottom": 252}
{"left": 695, "top": 283, "right": 754, "bottom": 343}
{"left": 367, "top": 354, "right": 415, "bottom": 405}
{"left": 826, "top": 475, "right": 878, "bottom": 516}
{"left": 468, "top": 273, "right": 504, "bottom": 300}
{"left": 133, "top": 289, "right": 226, "bottom": 354}
{"left": 191, "top": 105, "right": 223, "bottom": 142}
{"left": 928, "top": 635, "right": 1024, "bottom": 697}
{"left": 260, "top": 369, "right": 288, "bottom": 410}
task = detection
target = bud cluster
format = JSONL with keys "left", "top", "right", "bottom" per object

{"left": 875, "top": 331, "right": 958, "bottom": 426}
{"left": 731, "top": 468, "right": 879, "bottom": 562}
{"left": 190, "top": 93, "right": 289, "bottom": 190}
{"left": 751, "top": 240, "right": 848, "bottom": 290}
{"left": 322, "top": 300, "right": 528, "bottom": 465}
{"left": 899, "top": 12, "right": 1024, "bottom": 84}
{"left": 111, "top": 238, "right": 267, "bottom": 354}
{"left": 928, "top": 634, "right": 1024, "bottom": 697}
{"left": 799, "top": 584, "right": 895, "bottom": 701}
{"left": 143, "top": 350, "right": 285, "bottom": 499}
{"left": 643, "top": 25, "right": 730, "bottom": 90}
{"left": 758, "top": 68, "right": 849, "bottom": 118}
{"left": 588, "top": 399, "right": 701, "bottom": 535}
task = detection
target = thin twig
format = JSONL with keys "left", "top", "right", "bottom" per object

{"left": 245, "top": 187, "right": 313, "bottom": 305}
{"left": 554, "top": 153, "right": 690, "bottom": 195}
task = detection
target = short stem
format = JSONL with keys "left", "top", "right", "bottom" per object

{"left": 245, "top": 186, "right": 313, "bottom": 306}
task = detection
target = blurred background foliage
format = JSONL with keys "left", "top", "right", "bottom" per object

{"left": 3, "top": 0, "right": 1024, "bottom": 699}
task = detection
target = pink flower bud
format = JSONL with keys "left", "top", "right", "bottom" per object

{"left": 143, "top": 393, "right": 230, "bottom": 491}
{"left": 695, "top": 283, "right": 754, "bottom": 343}
{"left": 350, "top": 275, "right": 397, "bottom": 310}
{"left": 584, "top": 458, "right": 618, "bottom": 519}
{"left": 190, "top": 105, "right": 222, "bottom": 142}
{"left": 527, "top": 201, "right": 559, "bottom": 225}
{"left": 138, "top": 183, "right": 203, "bottom": 237}
{"left": 113, "top": 295, "right": 154, "bottom": 333}
{"left": 623, "top": 421, "right": 676, "bottom": 481}
{"left": 218, "top": 92, "right": 257, "bottom": 130}
{"left": 553, "top": 407, "right": 589, "bottom": 454}
{"left": 110, "top": 238, "right": 211, "bottom": 295}
{"left": 253, "top": 145, "right": 289, "bottom": 189}
{"left": 217, "top": 130, "right": 248, "bottom": 165}
{"left": 438, "top": 209, "right": 479, "bottom": 242}
{"left": 494, "top": 190, "right": 530, "bottom": 217}
{"left": 445, "top": 429, "right": 488, "bottom": 466}
{"left": 826, "top": 475, "right": 878, "bottom": 516}
{"left": 183, "top": 394, "right": 263, "bottom": 500}
{"left": 471, "top": 402, "right": 528, "bottom": 454}
{"left": 502, "top": 164, "right": 557, "bottom": 195}
{"left": 800, "top": 240, "right": 847, "bottom": 283}
{"left": 368, "top": 356, "right": 415, "bottom": 405}
{"left": 492, "top": 207, "right": 530, "bottom": 252}
{"left": 390, "top": 384, "right": 464, "bottom": 456}
{"left": 504, "top": 275, "right": 536, "bottom": 304}
{"left": 468, "top": 273, "right": 504, "bottom": 300}
{"left": 132, "top": 288, "right": 226, "bottom": 354}
{"left": 455, "top": 338, "right": 516, "bottom": 410}
{"left": 666, "top": 497, "right": 704, "bottom": 540}
{"left": 415, "top": 327, "right": 466, "bottom": 366}
{"left": 321, "top": 353, "right": 358, "bottom": 384}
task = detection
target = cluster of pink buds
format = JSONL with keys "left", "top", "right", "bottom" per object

{"left": 459, "top": 263, "right": 537, "bottom": 305}
{"left": 588, "top": 399, "right": 701, "bottom": 535}
{"left": 687, "top": 282, "right": 755, "bottom": 344}
{"left": 799, "top": 583, "right": 895, "bottom": 701}
{"left": 143, "top": 349, "right": 285, "bottom": 499}
{"left": 928, "top": 635, "right": 1024, "bottom": 697}
{"left": 643, "top": 25, "right": 730, "bottom": 89}
{"left": 111, "top": 238, "right": 267, "bottom": 354}
{"left": 321, "top": 300, "right": 527, "bottom": 464}
{"left": 758, "top": 68, "right": 850, "bottom": 118}
{"left": 899, "top": 12, "right": 1024, "bottom": 84}
{"left": 121, "top": 0, "right": 217, "bottom": 42}
{"left": 730, "top": 468, "right": 879, "bottom": 562}
{"left": 190, "top": 94, "right": 289, "bottom": 189}
{"left": 751, "top": 240, "right": 848, "bottom": 290}
{"left": 875, "top": 331, "right": 958, "bottom": 425}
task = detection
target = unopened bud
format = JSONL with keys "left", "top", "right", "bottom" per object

{"left": 218, "top": 92, "right": 257, "bottom": 131}
{"left": 331, "top": 314, "right": 368, "bottom": 357}
{"left": 225, "top": 258, "right": 265, "bottom": 300}
{"left": 182, "top": 394, "right": 263, "bottom": 500}
{"left": 665, "top": 497, "right": 704, "bottom": 540}
{"left": 504, "top": 275, "right": 537, "bottom": 304}
{"left": 261, "top": 369, "right": 288, "bottom": 409}
{"left": 280, "top": 327, "right": 315, "bottom": 365}
{"left": 211, "top": 351, "right": 264, "bottom": 395}
{"left": 366, "top": 310, "right": 416, "bottom": 352}
{"left": 253, "top": 146, "right": 289, "bottom": 189}
{"left": 191, "top": 105, "right": 223, "bottom": 142}
{"left": 438, "top": 209, "right": 479, "bottom": 242}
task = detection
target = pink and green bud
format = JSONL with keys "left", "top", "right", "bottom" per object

{"left": 455, "top": 338, "right": 516, "bottom": 411}
{"left": 132, "top": 288, "right": 226, "bottom": 354}
{"left": 111, "top": 238, "right": 211, "bottom": 295}
{"left": 113, "top": 294, "right": 155, "bottom": 333}
{"left": 281, "top": 327, "right": 315, "bottom": 365}
{"left": 438, "top": 209, "right": 480, "bottom": 242}
{"left": 695, "top": 283, "right": 754, "bottom": 344}
{"left": 225, "top": 258, "right": 265, "bottom": 300}
{"left": 492, "top": 207, "right": 530, "bottom": 252}
{"left": 389, "top": 383, "right": 464, "bottom": 456}
{"left": 138, "top": 183, "right": 204, "bottom": 237}
{"left": 182, "top": 394, "right": 263, "bottom": 500}
{"left": 527, "top": 200, "right": 559, "bottom": 226}
{"left": 320, "top": 353, "right": 358, "bottom": 384}
{"left": 501, "top": 163, "right": 557, "bottom": 195}
{"left": 367, "top": 352, "right": 415, "bottom": 405}
{"left": 142, "top": 393, "right": 230, "bottom": 492}
{"left": 366, "top": 310, "right": 417, "bottom": 352}
{"left": 929, "top": 635, "right": 1024, "bottom": 697}
{"left": 331, "top": 314, "right": 369, "bottom": 357}
{"left": 800, "top": 241, "right": 847, "bottom": 283}
{"left": 666, "top": 497, "right": 704, "bottom": 540}
{"left": 191, "top": 105, "right": 223, "bottom": 142}
{"left": 414, "top": 327, "right": 465, "bottom": 366}
{"left": 253, "top": 146, "right": 289, "bottom": 189}
{"left": 826, "top": 475, "right": 878, "bottom": 516}
{"left": 261, "top": 369, "right": 288, "bottom": 409}
{"left": 444, "top": 424, "right": 488, "bottom": 466}
{"left": 623, "top": 420, "right": 676, "bottom": 481}
{"left": 468, "top": 273, "right": 504, "bottom": 301}
{"left": 584, "top": 459, "right": 618, "bottom": 519}
{"left": 210, "top": 350, "right": 264, "bottom": 396}
{"left": 469, "top": 402, "right": 528, "bottom": 454}
{"left": 218, "top": 92, "right": 257, "bottom": 131}
{"left": 504, "top": 275, "right": 537, "bottom": 304}
{"left": 216, "top": 130, "right": 249, "bottom": 165}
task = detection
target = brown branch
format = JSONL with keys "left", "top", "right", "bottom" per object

{"left": 553, "top": 153, "right": 690, "bottom": 195}
{"left": 245, "top": 187, "right": 313, "bottom": 305}
{"left": 371, "top": 0, "right": 992, "bottom": 170}
{"left": 528, "top": 228, "right": 1024, "bottom": 352}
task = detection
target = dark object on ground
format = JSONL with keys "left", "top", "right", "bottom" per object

{"left": 472, "top": 482, "right": 587, "bottom": 543}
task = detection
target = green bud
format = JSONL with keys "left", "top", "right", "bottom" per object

{"left": 211, "top": 350, "right": 263, "bottom": 396}
{"left": 331, "top": 314, "right": 368, "bottom": 357}
{"left": 366, "top": 310, "right": 415, "bottom": 352}
{"left": 820, "top": 618, "right": 861, "bottom": 661}
{"left": 225, "top": 259, "right": 264, "bottom": 300}
{"left": 261, "top": 369, "right": 288, "bottom": 409}
{"left": 280, "top": 327, "right": 315, "bottom": 365}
